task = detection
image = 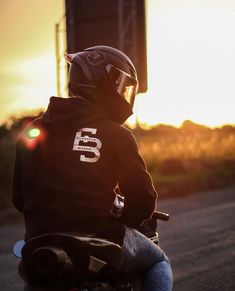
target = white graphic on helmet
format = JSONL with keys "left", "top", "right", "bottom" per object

{"left": 73, "top": 128, "right": 102, "bottom": 163}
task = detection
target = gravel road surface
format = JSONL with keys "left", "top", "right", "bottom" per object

{"left": 158, "top": 186, "right": 235, "bottom": 291}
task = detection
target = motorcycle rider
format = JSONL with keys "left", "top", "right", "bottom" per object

{"left": 12, "top": 45, "right": 173, "bottom": 290}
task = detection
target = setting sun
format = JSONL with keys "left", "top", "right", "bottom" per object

{"left": 132, "top": 0, "right": 235, "bottom": 127}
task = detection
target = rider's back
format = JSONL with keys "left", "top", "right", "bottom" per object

{"left": 12, "top": 96, "right": 156, "bottom": 243}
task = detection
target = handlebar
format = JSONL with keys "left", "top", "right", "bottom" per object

{"left": 152, "top": 211, "right": 170, "bottom": 221}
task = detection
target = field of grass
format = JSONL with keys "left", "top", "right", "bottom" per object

{"left": 0, "top": 117, "right": 235, "bottom": 209}
{"left": 133, "top": 121, "right": 235, "bottom": 198}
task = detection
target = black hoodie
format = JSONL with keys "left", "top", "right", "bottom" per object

{"left": 12, "top": 97, "right": 157, "bottom": 242}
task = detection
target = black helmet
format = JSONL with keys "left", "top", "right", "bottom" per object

{"left": 65, "top": 45, "right": 139, "bottom": 124}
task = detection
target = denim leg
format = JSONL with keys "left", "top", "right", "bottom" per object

{"left": 143, "top": 258, "right": 173, "bottom": 291}
{"left": 119, "top": 226, "right": 173, "bottom": 290}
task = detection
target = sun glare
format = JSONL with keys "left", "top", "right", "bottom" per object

{"left": 1, "top": 0, "right": 234, "bottom": 128}
{"left": 7, "top": 55, "right": 57, "bottom": 117}
{"left": 129, "top": 0, "right": 235, "bottom": 128}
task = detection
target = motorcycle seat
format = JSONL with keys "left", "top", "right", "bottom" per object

{"left": 22, "top": 233, "right": 123, "bottom": 270}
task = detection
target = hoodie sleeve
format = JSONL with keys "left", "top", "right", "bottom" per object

{"left": 117, "top": 130, "right": 157, "bottom": 228}
{"left": 12, "top": 142, "right": 23, "bottom": 212}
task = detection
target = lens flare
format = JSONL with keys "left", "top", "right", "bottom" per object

{"left": 21, "top": 126, "right": 46, "bottom": 150}
{"left": 27, "top": 128, "right": 41, "bottom": 138}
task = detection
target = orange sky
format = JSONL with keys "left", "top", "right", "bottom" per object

{"left": 1, "top": 0, "right": 235, "bottom": 127}
{"left": 0, "top": 0, "right": 63, "bottom": 122}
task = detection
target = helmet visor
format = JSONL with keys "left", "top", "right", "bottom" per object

{"left": 106, "top": 64, "right": 138, "bottom": 107}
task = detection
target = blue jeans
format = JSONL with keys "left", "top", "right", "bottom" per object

{"left": 119, "top": 226, "right": 173, "bottom": 291}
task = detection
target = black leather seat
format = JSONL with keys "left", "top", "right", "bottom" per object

{"left": 22, "top": 233, "right": 123, "bottom": 271}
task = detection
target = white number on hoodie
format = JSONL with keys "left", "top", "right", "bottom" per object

{"left": 73, "top": 128, "right": 102, "bottom": 163}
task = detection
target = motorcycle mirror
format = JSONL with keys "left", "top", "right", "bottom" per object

{"left": 12, "top": 240, "right": 25, "bottom": 258}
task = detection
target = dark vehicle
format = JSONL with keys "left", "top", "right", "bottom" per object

{"left": 13, "top": 210, "right": 169, "bottom": 291}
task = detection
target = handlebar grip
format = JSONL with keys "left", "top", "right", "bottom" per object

{"left": 153, "top": 211, "right": 170, "bottom": 221}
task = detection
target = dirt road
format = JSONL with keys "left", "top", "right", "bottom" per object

{"left": 158, "top": 186, "right": 235, "bottom": 291}
{"left": 0, "top": 186, "right": 235, "bottom": 290}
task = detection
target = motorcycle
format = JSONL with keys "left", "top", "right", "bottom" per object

{"left": 13, "top": 209, "right": 169, "bottom": 291}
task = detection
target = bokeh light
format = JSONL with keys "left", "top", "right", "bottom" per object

{"left": 27, "top": 128, "right": 41, "bottom": 139}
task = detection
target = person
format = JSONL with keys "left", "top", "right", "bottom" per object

{"left": 12, "top": 45, "right": 173, "bottom": 290}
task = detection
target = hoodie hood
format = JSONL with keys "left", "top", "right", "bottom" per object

{"left": 42, "top": 96, "right": 107, "bottom": 134}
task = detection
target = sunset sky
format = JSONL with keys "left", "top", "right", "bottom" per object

{"left": 0, "top": 0, "right": 235, "bottom": 127}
